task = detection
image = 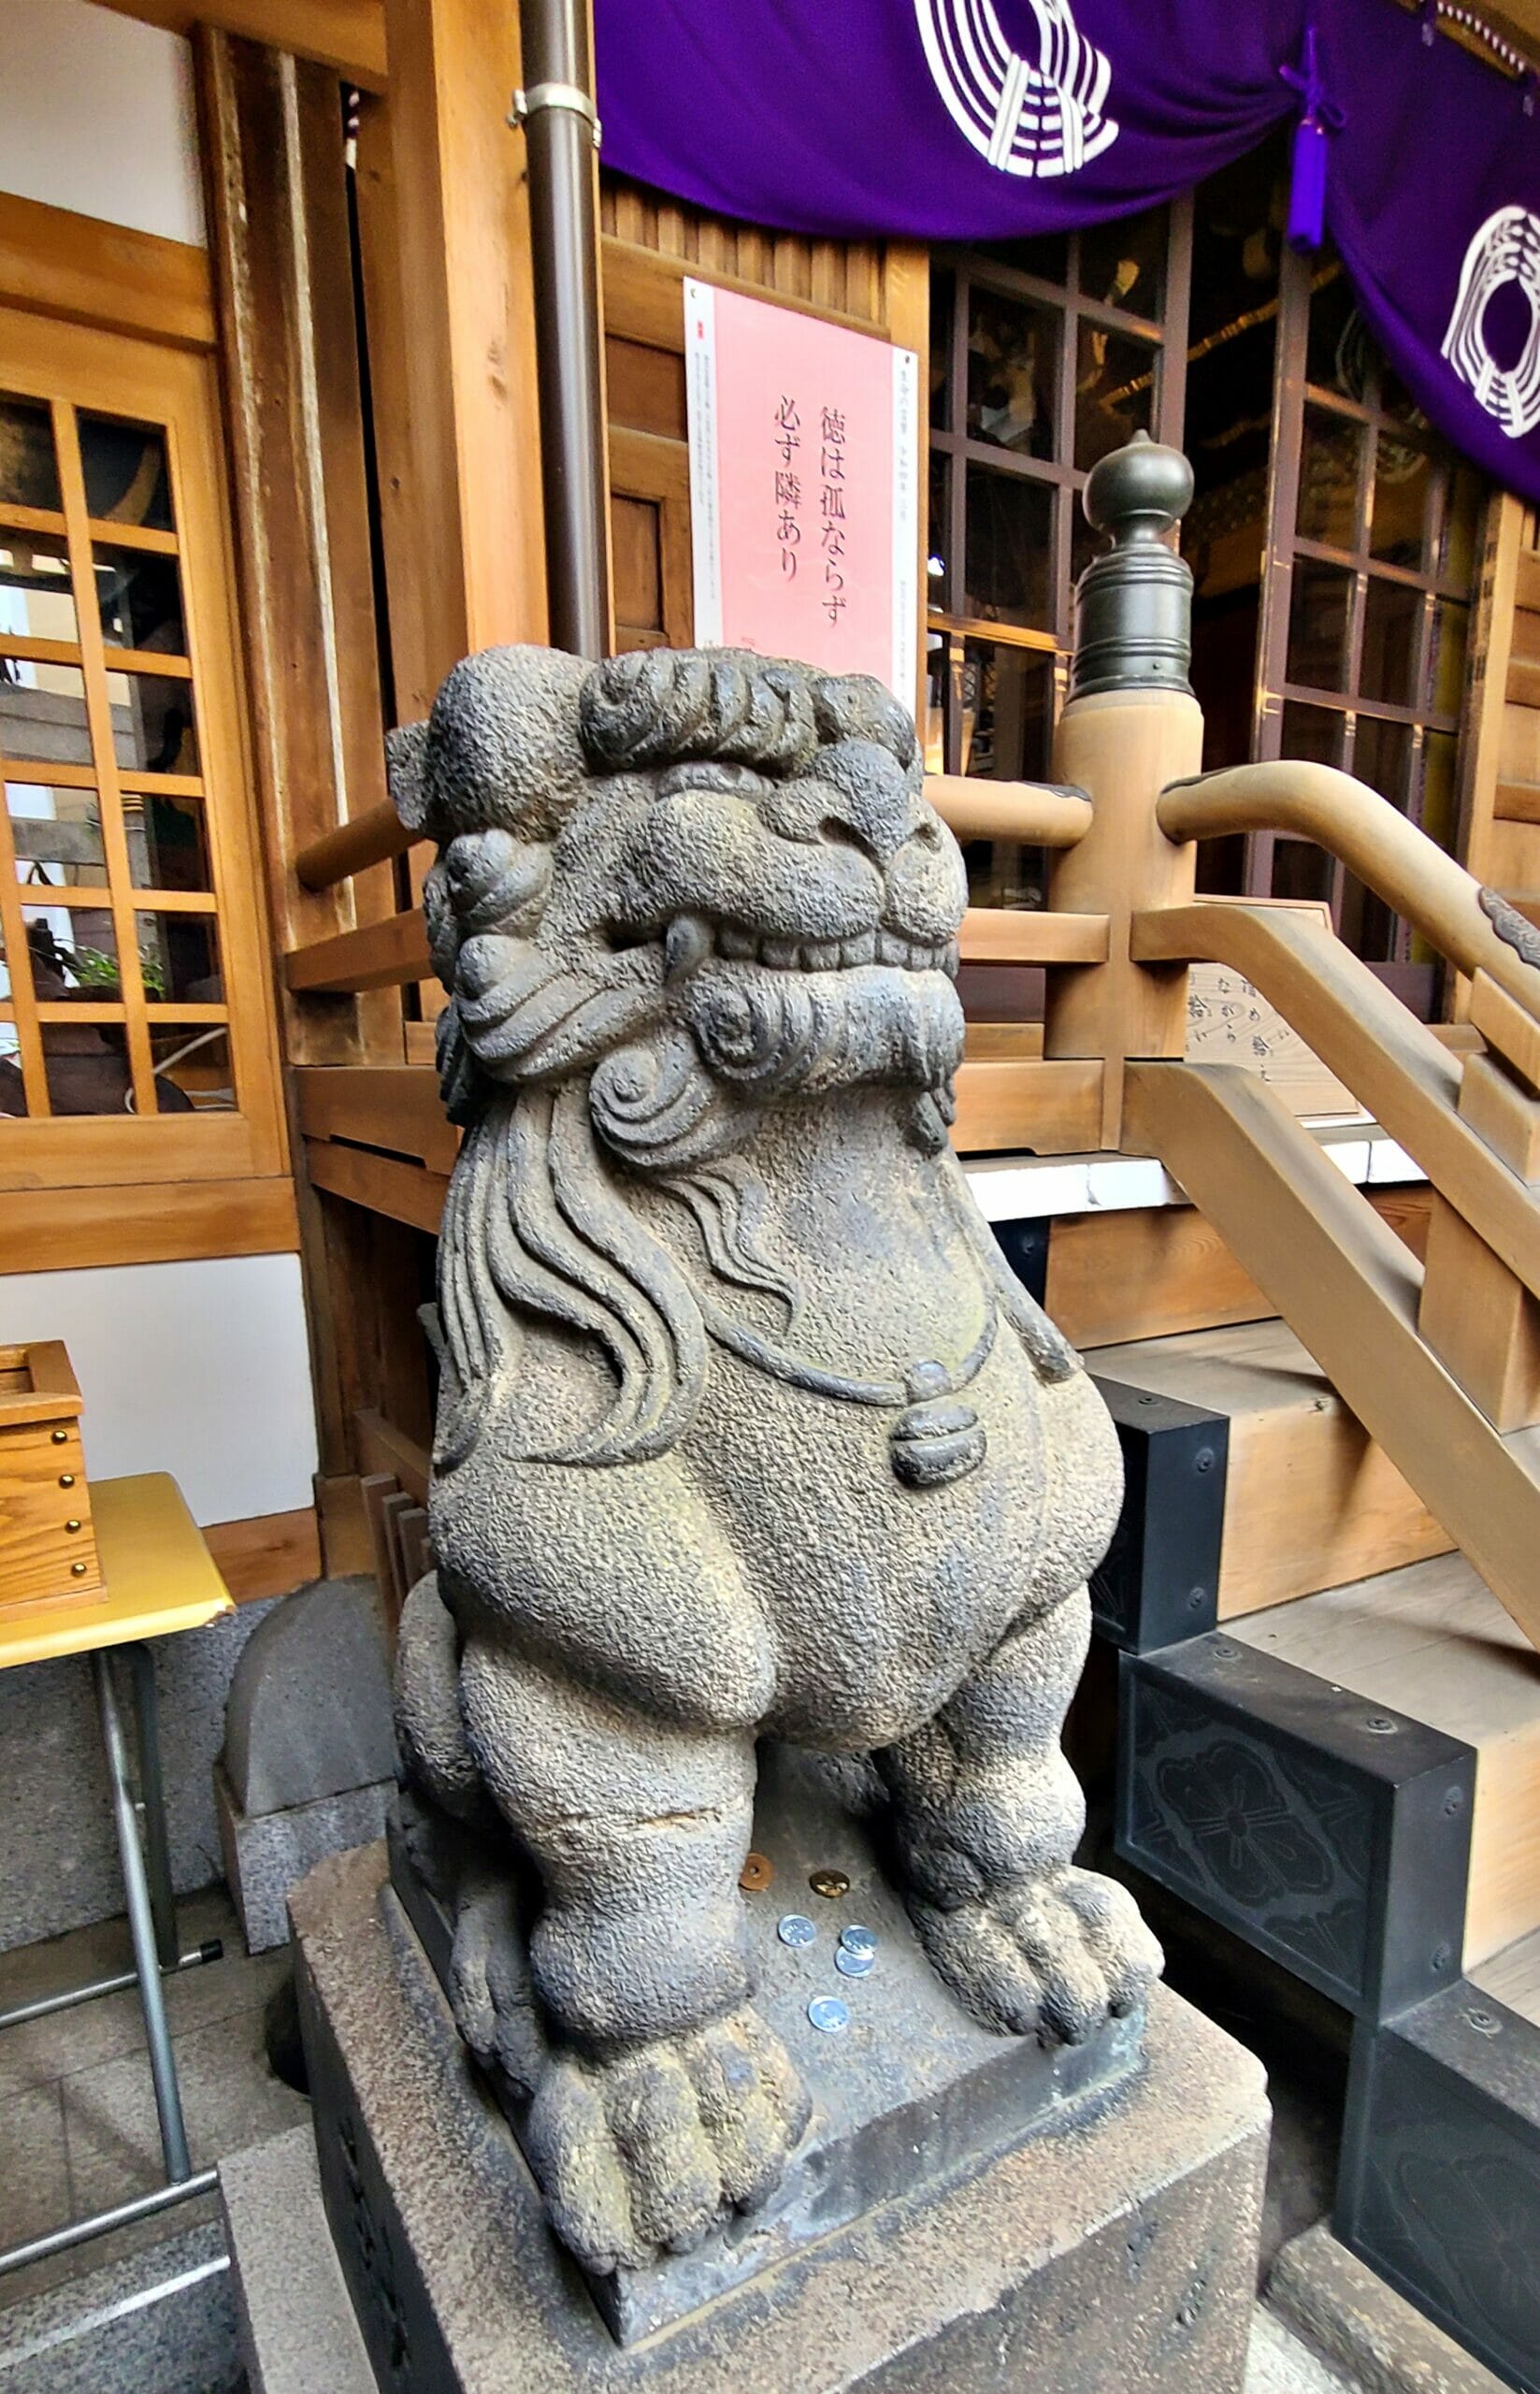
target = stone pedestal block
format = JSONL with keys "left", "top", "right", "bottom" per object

{"left": 215, "top": 1758, "right": 390, "bottom": 1954}
{"left": 287, "top": 1841, "right": 1269, "bottom": 2394}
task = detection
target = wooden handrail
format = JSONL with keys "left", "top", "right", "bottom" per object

{"left": 291, "top": 772, "right": 1095, "bottom": 893}
{"left": 294, "top": 802, "right": 417, "bottom": 892}
{"left": 927, "top": 776, "right": 1092, "bottom": 847}
{"left": 1159, "top": 763, "right": 1540, "bottom": 1020}
{"left": 1134, "top": 901, "right": 1540, "bottom": 1305}
{"left": 1124, "top": 1059, "right": 1540, "bottom": 1651}
{"left": 284, "top": 902, "right": 1107, "bottom": 991}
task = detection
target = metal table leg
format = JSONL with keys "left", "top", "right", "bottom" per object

{"left": 0, "top": 1636, "right": 225, "bottom": 2280}
{"left": 92, "top": 1645, "right": 193, "bottom": 2185}
{"left": 122, "top": 1642, "right": 183, "bottom": 1974}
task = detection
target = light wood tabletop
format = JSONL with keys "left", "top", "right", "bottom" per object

{"left": 0, "top": 1474, "right": 233, "bottom": 1672}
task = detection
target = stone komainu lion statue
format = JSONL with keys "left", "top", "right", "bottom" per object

{"left": 390, "top": 643, "right": 1161, "bottom": 2277}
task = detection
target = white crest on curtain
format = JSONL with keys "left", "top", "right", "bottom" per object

{"left": 914, "top": 0, "right": 1119, "bottom": 178}
{"left": 1442, "top": 205, "right": 1540, "bottom": 441}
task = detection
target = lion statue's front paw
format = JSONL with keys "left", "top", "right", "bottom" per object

{"left": 524, "top": 2005, "right": 811, "bottom": 2274}
{"left": 913, "top": 1867, "right": 1161, "bottom": 2044}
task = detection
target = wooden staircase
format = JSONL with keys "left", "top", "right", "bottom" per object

{"left": 1091, "top": 1311, "right": 1540, "bottom": 2389}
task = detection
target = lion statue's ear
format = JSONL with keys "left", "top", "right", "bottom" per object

{"left": 387, "top": 717, "right": 432, "bottom": 833}
{"left": 423, "top": 645, "right": 592, "bottom": 843}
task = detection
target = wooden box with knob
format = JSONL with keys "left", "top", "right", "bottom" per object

{"left": 0, "top": 1340, "right": 103, "bottom": 1613}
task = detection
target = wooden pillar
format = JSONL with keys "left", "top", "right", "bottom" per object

{"left": 371, "top": 0, "right": 549, "bottom": 705}
{"left": 1045, "top": 436, "right": 1204, "bottom": 1149}
{"left": 195, "top": 28, "right": 401, "bottom": 1073}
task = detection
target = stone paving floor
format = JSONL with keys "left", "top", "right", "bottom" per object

{"left": 0, "top": 1885, "right": 307, "bottom": 2314}
{"left": 0, "top": 1882, "right": 1393, "bottom": 2393}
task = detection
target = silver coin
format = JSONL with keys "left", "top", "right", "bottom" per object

{"left": 840, "top": 1924, "right": 878, "bottom": 1959}
{"left": 807, "top": 1996, "right": 850, "bottom": 2034}
{"left": 835, "top": 1946, "right": 873, "bottom": 1979}
{"left": 777, "top": 1913, "right": 817, "bottom": 1949}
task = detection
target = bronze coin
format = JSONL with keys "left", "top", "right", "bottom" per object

{"left": 809, "top": 1868, "right": 850, "bottom": 1900}
{"left": 739, "top": 1852, "right": 774, "bottom": 1892}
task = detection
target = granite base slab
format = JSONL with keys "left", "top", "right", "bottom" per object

{"left": 221, "top": 2124, "right": 376, "bottom": 2394}
{"left": 291, "top": 1839, "right": 1270, "bottom": 2394}
{"left": 389, "top": 1739, "right": 1145, "bottom": 2344}
{"left": 216, "top": 1758, "right": 390, "bottom": 1954}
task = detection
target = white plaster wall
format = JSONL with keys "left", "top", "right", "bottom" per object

{"left": 0, "top": 0, "right": 206, "bottom": 247}
{"left": 0, "top": 1254, "right": 318, "bottom": 1524}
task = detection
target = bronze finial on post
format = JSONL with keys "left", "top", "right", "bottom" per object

{"left": 1071, "top": 429, "right": 1196, "bottom": 701}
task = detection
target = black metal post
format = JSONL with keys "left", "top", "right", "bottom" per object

{"left": 515, "top": 0, "right": 612, "bottom": 660}
{"left": 1071, "top": 430, "right": 1195, "bottom": 700}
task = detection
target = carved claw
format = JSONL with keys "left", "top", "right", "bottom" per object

{"left": 912, "top": 1867, "right": 1160, "bottom": 2044}
{"left": 524, "top": 2005, "right": 811, "bottom": 2274}
{"left": 447, "top": 1876, "right": 548, "bottom": 2098}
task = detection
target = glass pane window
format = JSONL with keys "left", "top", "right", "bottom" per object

{"left": 1354, "top": 714, "right": 1414, "bottom": 812}
{"left": 1279, "top": 700, "right": 1346, "bottom": 769}
{"left": 125, "top": 790, "right": 212, "bottom": 893}
{"left": 1440, "top": 465, "right": 1482, "bottom": 588}
{"left": 9, "top": 901, "right": 122, "bottom": 999}
{"left": 927, "top": 452, "right": 950, "bottom": 613}
{"left": 958, "top": 641, "right": 1054, "bottom": 786}
{"left": 1360, "top": 575, "right": 1421, "bottom": 709}
{"left": 963, "top": 467, "right": 1055, "bottom": 631}
{"left": 107, "top": 670, "right": 197, "bottom": 775}
{"left": 1428, "top": 599, "right": 1469, "bottom": 718}
{"left": 0, "top": 395, "right": 60, "bottom": 512}
{"left": 78, "top": 412, "right": 174, "bottom": 533}
{"left": 1304, "top": 267, "right": 1360, "bottom": 397}
{"left": 1288, "top": 560, "right": 1353, "bottom": 690}
{"left": 1417, "top": 728, "right": 1461, "bottom": 847}
{"left": 93, "top": 544, "right": 186, "bottom": 656}
{"left": 966, "top": 284, "right": 1058, "bottom": 459}
{"left": 1080, "top": 206, "right": 1167, "bottom": 318}
{"left": 1369, "top": 435, "right": 1432, "bottom": 570}
{"left": 1297, "top": 410, "right": 1363, "bottom": 551}
{"left": 0, "top": 531, "right": 78, "bottom": 644}
{"left": 928, "top": 270, "right": 953, "bottom": 432}
{"left": 43, "top": 1021, "right": 137, "bottom": 1116}
{"left": 0, "top": 329, "right": 264, "bottom": 1134}
{"left": 1273, "top": 838, "right": 1333, "bottom": 902}
{"left": 153, "top": 1022, "right": 233, "bottom": 1112}
{"left": 8, "top": 781, "right": 107, "bottom": 887}
{"left": 137, "top": 909, "right": 221, "bottom": 1006}
{"left": 0, "top": 663, "right": 92, "bottom": 768}
{"left": 1075, "top": 322, "right": 1156, "bottom": 469}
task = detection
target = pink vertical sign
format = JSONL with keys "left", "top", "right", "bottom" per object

{"left": 684, "top": 280, "right": 919, "bottom": 704}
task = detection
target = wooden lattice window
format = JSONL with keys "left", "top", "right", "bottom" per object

{"left": 1250, "top": 249, "right": 1487, "bottom": 1013}
{"left": 0, "top": 306, "right": 282, "bottom": 1182}
{"left": 925, "top": 201, "right": 1191, "bottom": 907}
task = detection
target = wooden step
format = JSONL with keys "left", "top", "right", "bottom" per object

{"left": 1087, "top": 1319, "right": 1453, "bottom": 1628}
{"left": 1230, "top": 1552, "right": 1540, "bottom": 1969}
{"left": 1471, "top": 1922, "right": 1540, "bottom": 2026}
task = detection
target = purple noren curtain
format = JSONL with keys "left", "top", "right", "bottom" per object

{"left": 596, "top": 0, "right": 1540, "bottom": 507}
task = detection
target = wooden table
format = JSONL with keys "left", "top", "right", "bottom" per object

{"left": 0, "top": 1475, "right": 234, "bottom": 2277}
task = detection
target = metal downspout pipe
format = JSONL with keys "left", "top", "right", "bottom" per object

{"left": 514, "top": 0, "right": 612, "bottom": 660}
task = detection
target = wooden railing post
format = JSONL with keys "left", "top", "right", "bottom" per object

{"left": 1420, "top": 967, "right": 1540, "bottom": 1429}
{"left": 1045, "top": 433, "right": 1204, "bottom": 1149}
